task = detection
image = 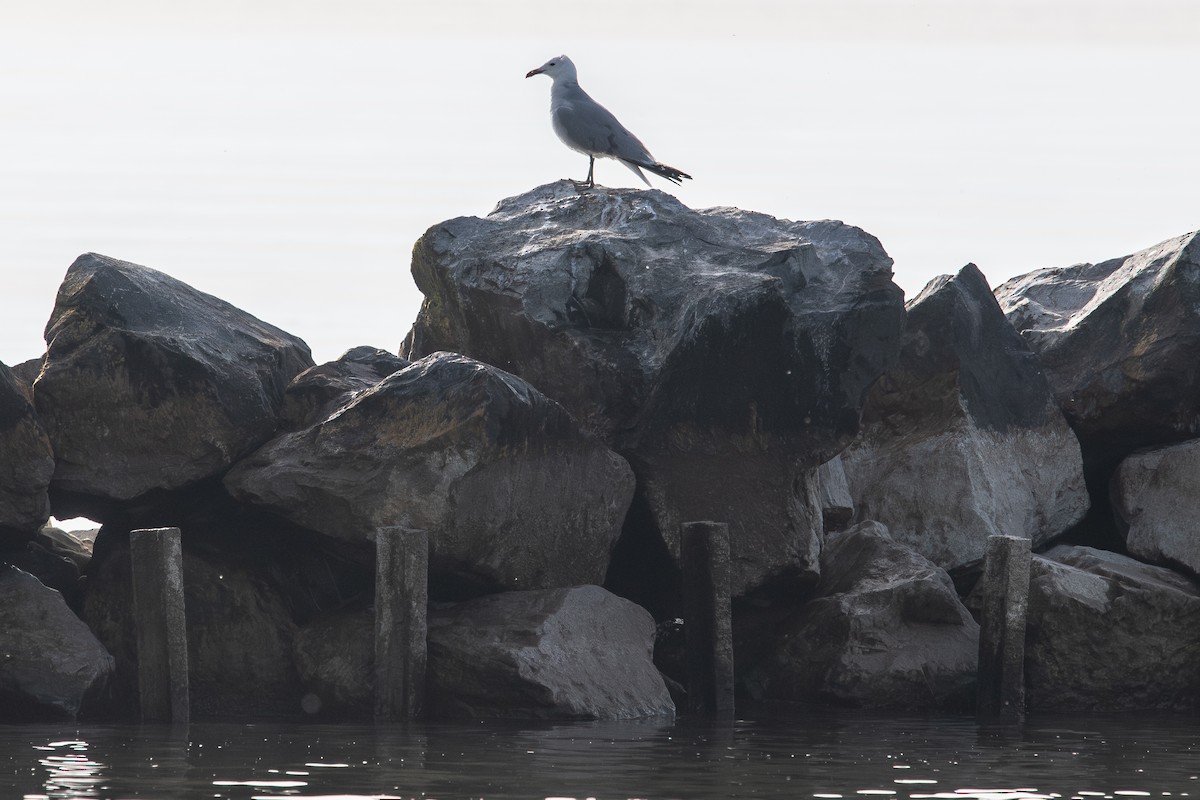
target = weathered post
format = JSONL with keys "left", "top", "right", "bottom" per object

{"left": 374, "top": 526, "right": 428, "bottom": 721}
{"left": 681, "top": 521, "right": 735, "bottom": 716}
{"left": 977, "top": 534, "right": 1032, "bottom": 719}
{"left": 129, "top": 527, "right": 189, "bottom": 724}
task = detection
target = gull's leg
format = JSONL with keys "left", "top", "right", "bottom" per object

{"left": 572, "top": 156, "right": 596, "bottom": 190}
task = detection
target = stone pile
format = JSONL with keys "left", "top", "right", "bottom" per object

{"left": 1, "top": 184, "right": 1197, "bottom": 720}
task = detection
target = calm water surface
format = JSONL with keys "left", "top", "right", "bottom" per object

{"left": 2, "top": 712, "right": 1197, "bottom": 800}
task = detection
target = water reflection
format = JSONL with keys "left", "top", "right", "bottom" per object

{"left": 3, "top": 712, "right": 1198, "bottom": 800}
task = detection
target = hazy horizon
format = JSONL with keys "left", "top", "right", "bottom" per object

{"left": 3, "top": 1, "right": 1197, "bottom": 366}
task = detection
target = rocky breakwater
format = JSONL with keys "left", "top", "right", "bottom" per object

{"left": 3, "top": 186, "right": 1199, "bottom": 719}
{"left": 403, "top": 181, "right": 906, "bottom": 601}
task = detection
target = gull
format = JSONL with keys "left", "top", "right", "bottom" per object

{"left": 525, "top": 55, "right": 691, "bottom": 190}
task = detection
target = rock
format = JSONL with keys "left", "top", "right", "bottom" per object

{"left": 402, "top": 182, "right": 904, "bottom": 595}
{"left": 226, "top": 352, "right": 635, "bottom": 596}
{"left": 10, "top": 358, "right": 42, "bottom": 394}
{"left": 6, "top": 523, "right": 96, "bottom": 604}
{"left": 0, "top": 565, "right": 115, "bottom": 720}
{"left": 842, "top": 264, "right": 1088, "bottom": 571}
{"left": 281, "top": 346, "right": 410, "bottom": 430}
{"left": 1112, "top": 440, "right": 1200, "bottom": 578}
{"left": 427, "top": 584, "right": 674, "bottom": 720}
{"left": 995, "top": 231, "right": 1200, "bottom": 457}
{"left": 292, "top": 611, "right": 373, "bottom": 718}
{"left": 0, "top": 361, "right": 54, "bottom": 542}
{"left": 742, "top": 521, "right": 978, "bottom": 710}
{"left": 1026, "top": 545, "right": 1200, "bottom": 710}
{"left": 33, "top": 253, "right": 314, "bottom": 507}
{"left": 81, "top": 531, "right": 302, "bottom": 718}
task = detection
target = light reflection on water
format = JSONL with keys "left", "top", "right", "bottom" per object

{"left": 2, "top": 711, "right": 1197, "bottom": 800}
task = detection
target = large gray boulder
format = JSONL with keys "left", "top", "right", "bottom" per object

{"left": 428, "top": 584, "right": 674, "bottom": 720}
{"left": 995, "top": 231, "right": 1200, "bottom": 456}
{"left": 1026, "top": 545, "right": 1200, "bottom": 711}
{"left": 403, "top": 182, "right": 904, "bottom": 594}
{"left": 842, "top": 264, "right": 1088, "bottom": 570}
{"left": 1112, "top": 440, "right": 1200, "bottom": 578}
{"left": 292, "top": 585, "right": 674, "bottom": 721}
{"left": 226, "top": 352, "right": 635, "bottom": 595}
{"left": 0, "top": 565, "right": 114, "bottom": 720}
{"left": 742, "top": 521, "right": 978, "bottom": 710}
{"left": 34, "top": 253, "right": 314, "bottom": 506}
{"left": 0, "top": 362, "right": 54, "bottom": 542}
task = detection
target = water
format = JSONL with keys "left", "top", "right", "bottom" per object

{"left": 4, "top": 712, "right": 1197, "bottom": 800}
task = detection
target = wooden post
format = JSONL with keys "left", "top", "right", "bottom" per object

{"left": 977, "top": 534, "right": 1032, "bottom": 719}
{"left": 374, "top": 526, "right": 428, "bottom": 721}
{"left": 681, "top": 521, "right": 735, "bottom": 716}
{"left": 129, "top": 527, "right": 189, "bottom": 723}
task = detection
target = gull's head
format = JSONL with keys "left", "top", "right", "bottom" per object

{"left": 525, "top": 55, "right": 576, "bottom": 81}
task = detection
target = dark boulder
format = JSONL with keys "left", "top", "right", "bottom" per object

{"left": 281, "top": 346, "right": 410, "bottom": 430}
{"left": 842, "top": 264, "right": 1088, "bottom": 571}
{"left": 0, "top": 361, "right": 54, "bottom": 543}
{"left": 996, "top": 231, "right": 1200, "bottom": 459}
{"left": 402, "top": 182, "right": 904, "bottom": 595}
{"left": 742, "top": 521, "right": 978, "bottom": 710}
{"left": 1112, "top": 439, "right": 1200, "bottom": 578}
{"left": 33, "top": 253, "right": 314, "bottom": 510}
{"left": 81, "top": 530, "right": 303, "bottom": 718}
{"left": 0, "top": 565, "right": 114, "bottom": 720}
{"left": 427, "top": 584, "right": 674, "bottom": 720}
{"left": 226, "top": 352, "right": 635, "bottom": 597}
{"left": 1026, "top": 545, "right": 1200, "bottom": 711}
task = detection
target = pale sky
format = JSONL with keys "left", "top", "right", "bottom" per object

{"left": 2, "top": 1, "right": 1197, "bottom": 365}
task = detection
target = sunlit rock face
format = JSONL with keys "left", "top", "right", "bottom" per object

{"left": 403, "top": 181, "right": 905, "bottom": 595}
{"left": 1111, "top": 439, "right": 1200, "bottom": 579}
{"left": 33, "top": 253, "right": 313, "bottom": 509}
{"left": 292, "top": 585, "right": 675, "bottom": 721}
{"left": 1025, "top": 545, "right": 1200, "bottom": 711}
{"left": 427, "top": 584, "right": 675, "bottom": 720}
{"left": 226, "top": 352, "right": 635, "bottom": 597}
{"left": 841, "top": 263, "right": 1088, "bottom": 572}
{"left": 995, "top": 231, "right": 1200, "bottom": 460}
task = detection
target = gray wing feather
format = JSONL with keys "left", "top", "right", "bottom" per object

{"left": 553, "top": 87, "right": 656, "bottom": 165}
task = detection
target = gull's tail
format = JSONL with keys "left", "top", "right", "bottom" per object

{"left": 622, "top": 159, "right": 692, "bottom": 187}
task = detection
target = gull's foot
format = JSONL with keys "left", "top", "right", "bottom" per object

{"left": 568, "top": 178, "right": 595, "bottom": 190}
